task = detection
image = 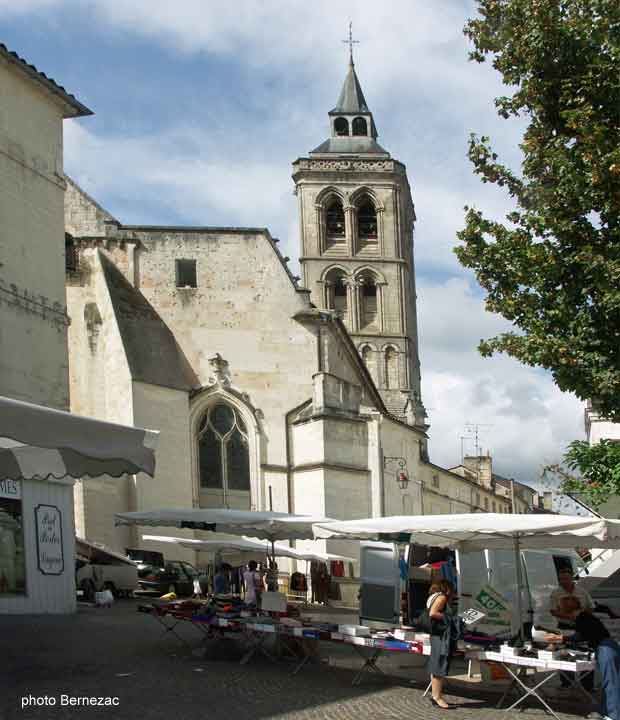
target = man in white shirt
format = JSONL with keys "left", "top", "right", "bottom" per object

{"left": 550, "top": 567, "right": 595, "bottom": 691}
{"left": 550, "top": 567, "right": 594, "bottom": 628}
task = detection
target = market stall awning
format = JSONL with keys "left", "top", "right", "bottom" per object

{"left": 0, "top": 394, "right": 159, "bottom": 480}
{"left": 115, "top": 508, "right": 330, "bottom": 542}
{"left": 313, "top": 513, "right": 620, "bottom": 551}
{"left": 75, "top": 537, "right": 136, "bottom": 566}
{"left": 142, "top": 534, "right": 355, "bottom": 563}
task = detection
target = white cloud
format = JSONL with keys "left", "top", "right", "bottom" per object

{"left": 31, "top": 1, "right": 588, "bottom": 488}
{"left": 418, "top": 278, "right": 584, "bottom": 485}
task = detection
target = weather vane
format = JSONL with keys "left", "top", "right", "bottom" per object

{"left": 342, "top": 21, "right": 359, "bottom": 63}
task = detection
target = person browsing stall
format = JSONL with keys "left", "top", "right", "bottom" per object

{"left": 427, "top": 580, "right": 459, "bottom": 710}
{"left": 546, "top": 597, "right": 620, "bottom": 720}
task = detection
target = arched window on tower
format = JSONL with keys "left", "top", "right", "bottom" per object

{"left": 325, "top": 197, "right": 345, "bottom": 248}
{"left": 359, "top": 273, "right": 379, "bottom": 331}
{"left": 361, "top": 345, "right": 379, "bottom": 386}
{"left": 334, "top": 117, "right": 349, "bottom": 136}
{"left": 357, "top": 196, "right": 378, "bottom": 241}
{"left": 385, "top": 347, "right": 399, "bottom": 389}
{"left": 198, "top": 403, "right": 250, "bottom": 507}
{"left": 325, "top": 269, "right": 349, "bottom": 325}
{"left": 352, "top": 117, "right": 368, "bottom": 136}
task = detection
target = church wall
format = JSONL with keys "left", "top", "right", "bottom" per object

{"left": 65, "top": 178, "right": 115, "bottom": 237}
{"left": 0, "top": 59, "right": 69, "bottom": 410}
{"left": 378, "top": 415, "right": 425, "bottom": 516}
{"left": 125, "top": 228, "right": 318, "bottom": 472}
{"left": 129, "top": 381, "right": 195, "bottom": 562}
{"left": 67, "top": 249, "right": 135, "bottom": 551}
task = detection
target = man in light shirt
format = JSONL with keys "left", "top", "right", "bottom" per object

{"left": 550, "top": 567, "right": 594, "bottom": 691}
{"left": 550, "top": 567, "right": 594, "bottom": 628}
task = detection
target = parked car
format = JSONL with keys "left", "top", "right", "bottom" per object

{"left": 75, "top": 537, "right": 139, "bottom": 601}
{"left": 135, "top": 559, "right": 199, "bottom": 597}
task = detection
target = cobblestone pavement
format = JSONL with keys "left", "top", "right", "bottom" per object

{"left": 1, "top": 600, "right": 594, "bottom": 720}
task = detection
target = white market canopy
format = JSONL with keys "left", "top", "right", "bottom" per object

{"left": 142, "top": 534, "right": 355, "bottom": 563}
{"left": 313, "top": 513, "right": 620, "bottom": 551}
{"left": 115, "top": 508, "right": 330, "bottom": 542}
{"left": 0, "top": 394, "right": 159, "bottom": 480}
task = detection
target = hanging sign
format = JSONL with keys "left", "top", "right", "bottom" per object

{"left": 0, "top": 478, "right": 21, "bottom": 500}
{"left": 35, "top": 504, "right": 64, "bottom": 575}
{"left": 474, "top": 584, "right": 512, "bottom": 626}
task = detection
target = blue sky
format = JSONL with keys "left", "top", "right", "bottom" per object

{"left": 3, "top": 0, "right": 585, "bottom": 485}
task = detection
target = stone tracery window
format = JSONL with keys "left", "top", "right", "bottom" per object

{"left": 198, "top": 403, "right": 250, "bottom": 493}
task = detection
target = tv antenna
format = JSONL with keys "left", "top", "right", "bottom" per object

{"left": 459, "top": 434, "right": 473, "bottom": 463}
{"left": 464, "top": 422, "right": 493, "bottom": 458}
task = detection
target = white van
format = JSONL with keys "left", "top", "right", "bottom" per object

{"left": 359, "top": 541, "right": 584, "bottom": 633}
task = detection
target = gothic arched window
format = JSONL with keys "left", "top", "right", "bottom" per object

{"left": 361, "top": 345, "right": 378, "bottom": 385}
{"left": 385, "top": 347, "right": 399, "bottom": 389}
{"left": 334, "top": 117, "right": 349, "bottom": 136}
{"left": 325, "top": 269, "right": 348, "bottom": 324}
{"left": 352, "top": 117, "right": 368, "bottom": 136}
{"left": 359, "top": 273, "right": 379, "bottom": 330}
{"left": 325, "top": 198, "right": 345, "bottom": 240}
{"left": 357, "top": 196, "right": 378, "bottom": 240}
{"left": 198, "top": 403, "right": 250, "bottom": 493}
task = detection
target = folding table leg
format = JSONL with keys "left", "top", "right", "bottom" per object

{"left": 501, "top": 664, "right": 560, "bottom": 720}
{"left": 351, "top": 647, "right": 385, "bottom": 686}
{"left": 153, "top": 615, "right": 193, "bottom": 650}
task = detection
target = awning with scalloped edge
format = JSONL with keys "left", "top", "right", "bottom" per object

{"left": 0, "top": 395, "right": 158, "bottom": 482}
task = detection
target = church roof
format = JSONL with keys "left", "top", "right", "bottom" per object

{"left": 310, "top": 136, "right": 389, "bottom": 156}
{"left": 99, "top": 251, "right": 199, "bottom": 392}
{"left": 0, "top": 43, "right": 92, "bottom": 118}
{"left": 331, "top": 59, "right": 369, "bottom": 114}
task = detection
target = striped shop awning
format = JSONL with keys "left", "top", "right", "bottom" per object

{"left": 0, "top": 395, "right": 158, "bottom": 482}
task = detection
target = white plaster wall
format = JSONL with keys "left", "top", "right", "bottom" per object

{"left": 0, "top": 58, "right": 69, "bottom": 409}
{"left": 0, "top": 479, "right": 76, "bottom": 615}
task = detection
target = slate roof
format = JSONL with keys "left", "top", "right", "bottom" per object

{"left": 310, "top": 137, "right": 389, "bottom": 156}
{"left": 99, "top": 251, "right": 199, "bottom": 392}
{"left": 0, "top": 42, "right": 92, "bottom": 118}
{"left": 331, "top": 59, "right": 369, "bottom": 114}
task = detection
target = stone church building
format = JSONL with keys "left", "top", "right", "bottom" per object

{"left": 64, "top": 58, "right": 509, "bottom": 558}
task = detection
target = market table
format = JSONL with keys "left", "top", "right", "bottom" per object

{"left": 468, "top": 649, "right": 595, "bottom": 720}
{"left": 139, "top": 604, "right": 429, "bottom": 684}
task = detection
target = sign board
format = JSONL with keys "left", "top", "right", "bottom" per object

{"left": 35, "top": 504, "right": 64, "bottom": 575}
{"left": 459, "top": 607, "right": 486, "bottom": 626}
{"left": 0, "top": 478, "right": 21, "bottom": 500}
{"left": 473, "top": 584, "right": 512, "bottom": 626}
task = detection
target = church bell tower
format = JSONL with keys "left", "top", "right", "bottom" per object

{"left": 292, "top": 48, "right": 427, "bottom": 427}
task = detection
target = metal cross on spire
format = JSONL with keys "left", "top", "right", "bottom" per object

{"left": 342, "top": 21, "right": 359, "bottom": 64}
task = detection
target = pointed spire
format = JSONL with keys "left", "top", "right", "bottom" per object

{"left": 332, "top": 61, "right": 370, "bottom": 114}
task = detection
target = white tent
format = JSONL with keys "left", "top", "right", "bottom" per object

{"left": 0, "top": 394, "right": 159, "bottom": 480}
{"left": 115, "top": 508, "right": 329, "bottom": 542}
{"left": 142, "top": 534, "right": 355, "bottom": 563}
{"left": 314, "top": 513, "right": 620, "bottom": 640}
{"left": 313, "top": 513, "right": 620, "bottom": 551}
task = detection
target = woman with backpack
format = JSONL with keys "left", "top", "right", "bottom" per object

{"left": 426, "top": 579, "right": 459, "bottom": 709}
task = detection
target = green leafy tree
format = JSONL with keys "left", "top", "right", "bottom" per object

{"left": 545, "top": 439, "right": 620, "bottom": 508}
{"left": 457, "top": 0, "right": 620, "bottom": 423}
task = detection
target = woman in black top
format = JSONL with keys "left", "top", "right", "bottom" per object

{"left": 427, "top": 579, "right": 459, "bottom": 709}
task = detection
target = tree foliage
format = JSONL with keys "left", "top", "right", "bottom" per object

{"left": 546, "top": 439, "right": 620, "bottom": 508}
{"left": 457, "top": 0, "right": 620, "bottom": 420}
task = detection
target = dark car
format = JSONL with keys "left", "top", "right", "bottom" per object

{"left": 136, "top": 560, "right": 198, "bottom": 597}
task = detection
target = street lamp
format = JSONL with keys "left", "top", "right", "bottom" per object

{"left": 384, "top": 456, "right": 409, "bottom": 490}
